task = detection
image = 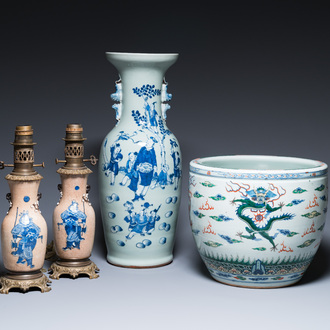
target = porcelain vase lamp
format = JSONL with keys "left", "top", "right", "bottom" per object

{"left": 0, "top": 125, "right": 50, "bottom": 294}
{"left": 99, "top": 52, "right": 182, "bottom": 268}
{"left": 49, "top": 124, "right": 99, "bottom": 279}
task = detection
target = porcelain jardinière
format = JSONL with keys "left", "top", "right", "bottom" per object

{"left": 189, "top": 155, "right": 328, "bottom": 288}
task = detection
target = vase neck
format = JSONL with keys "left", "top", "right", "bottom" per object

{"left": 120, "top": 75, "right": 164, "bottom": 124}
{"left": 8, "top": 180, "right": 40, "bottom": 207}
{"left": 60, "top": 174, "right": 88, "bottom": 197}
{"left": 106, "top": 52, "right": 178, "bottom": 124}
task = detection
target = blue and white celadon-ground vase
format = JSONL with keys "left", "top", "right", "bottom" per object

{"left": 189, "top": 155, "right": 328, "bottom": 288}
{"left": 99, "top": 52, "right": 181, "bottom": 268}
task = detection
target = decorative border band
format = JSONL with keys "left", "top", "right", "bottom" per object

{"left": 5, "top": 173, "right": 43, "bottom": 181}
{"left": 190, "top": 156, "right": 328, "bottom": 180}
{"left": 190, "top": 166, "right": 328, "bottom": 180}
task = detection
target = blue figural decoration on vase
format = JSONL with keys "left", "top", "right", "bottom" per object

{"left": 99, "top": 52, "right": 181, "bottom": 268}
{"left": 58, "top": 200, "right": 87, "bottom": 251}
{"left": 11, "top": 210, "right": 43, "bottom": 269}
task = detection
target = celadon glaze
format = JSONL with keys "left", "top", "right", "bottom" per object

{"left": 53, "top": 174, "right": 95, "bottom": 260}
{"left": 189, "top": 155, "right": 328, "bottom": 288}
{"left": 2, "top": 180, "right": 47, "bottom": 272}
{"left": 99, "top": 52, "right": 182, "bottom": 268}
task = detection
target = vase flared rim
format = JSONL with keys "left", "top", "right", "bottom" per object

{"left": 106, "top": 52, "right": 179, "bottom": 56}
{"left": 105, "top": 52, "right": 179, "bottom": 64}
{"left": 190, "top": 155, "right": 328, "bottom": 180}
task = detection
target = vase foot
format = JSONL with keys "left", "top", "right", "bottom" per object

{"left": 49, "top": 259, "right": 99, "bottom": 279}
{"left": 210, "top": 275, "right": 302, "bottom": 289}
{"left": 109, "top": 260, "right": 173, "bottom": 269}
{"left": 0, "top": 271, "right": 51, "bottom": 294}
{"left": 107, "top": 255, "right": 173, "bottom": 269}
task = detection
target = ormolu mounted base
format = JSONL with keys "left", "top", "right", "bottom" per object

{"left": 0, "top": 271, "right": 51, "bottom": 294}
{"left": 49, "top": 259, "right": 99, "bottom": 279}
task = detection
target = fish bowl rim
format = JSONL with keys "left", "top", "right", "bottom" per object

{"left": 189, "top": 155, "right": 328, "bottom": 180}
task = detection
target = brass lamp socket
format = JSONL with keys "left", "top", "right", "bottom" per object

{"left": 9, "top": 125, "right": 44, "bottom": 178}
{"left": 56, "top": 124, "right": 93, "bottom": 173}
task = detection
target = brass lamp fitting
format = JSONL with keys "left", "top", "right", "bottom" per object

{"left": 56, "top": 124, "right": 97, "bottom": 174}
{"left": 0, "top": 125, "right": 44, "bottom": 180}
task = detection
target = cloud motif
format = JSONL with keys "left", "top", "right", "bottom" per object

{"left": 302, "top": 211, "right": 321, "bottom": 219}
{"left": 111, "top": 225, "right": 123, "bottom": 233}
{"left": 297, "top": 239, "right": 316, "bottom": 248}
{"left": 159, "top": 222, "right": 171, "bottom": 232}
{"left": 193, "top": 191, "right": 203, "bottom": 198}
{"left": 106, "top": 193, "right": 120, "bottom": 203}
{"left": 219, "top": 234, "right": 242, "bottom": 244}
{"left": 209, "top": 194, "right": 226, "bottom": 201}
{"left": 203, "top": 240, "right": 222, "bottom": 247}
{"left": 165, "top": 211, "right": 173, "bottom": 218}
{"left": 159, "top": 237, "right": 167, "bottom": 245}
{"left": 277, "top": 229, "right": 298, "bottom": 237}
{"left": 210, "top": 214, "right": 233, "bottom": 222}
{"left": 193, "top": 210, "right": 205, "bottom": 218}
{"left": 108, "top": 212, "right": 116, "bottom": 219}
{"left": 200, "top": 181, "right": 215, "bottom": 187}
{"left": 252, "top": 247, "right": 266, "bottom": 251}
{"left": 315, "top": 184, "right": 325, "bottom": 191}
{"left": 165, "top": 196, "right": 178, "bottom": 204}
{"left": 136, "top": 239, "right": 152, "bottom": 249}
{"left": 286, "top": 199, "right": 304, "bottom": 207}
{"left": 166, "top": 197, "right": 173, "bottom": 204}
{"left": 293, "top": 187, "right": 307, "bottom": 194}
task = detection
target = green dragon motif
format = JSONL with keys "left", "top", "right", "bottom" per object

{"left": 228, "top": 184, "right": 295, "bottom": 251}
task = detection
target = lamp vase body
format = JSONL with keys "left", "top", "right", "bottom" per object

{"left": 1, "top": 179, "right": 47, "bottom": 274}
{"left": 53, "top": 174, "right": 95, "bottom": 261}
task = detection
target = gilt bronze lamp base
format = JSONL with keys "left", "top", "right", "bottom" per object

{"left": 49, "top": 259, "right": 99, "bottom": 279}
{"left": 0, "top": 271, "right": 51, "bottom": 294}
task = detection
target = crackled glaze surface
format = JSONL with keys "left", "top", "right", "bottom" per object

{"left": 53, "top": 174, "right": 95, "bottom": 261}
{"left": 1, "top": 180, "right": 47, "bottom": 273}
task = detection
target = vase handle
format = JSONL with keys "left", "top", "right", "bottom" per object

{"left": 161, "top": 79, "right": 172, "bottom": 120}
{"left": 111, "top": 79, "right": 122, "bottom": 122}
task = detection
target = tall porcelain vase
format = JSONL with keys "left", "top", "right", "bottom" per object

{"left": 99, "top": 52, "right": 182, "bottom": 268}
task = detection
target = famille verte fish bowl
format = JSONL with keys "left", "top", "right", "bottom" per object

{"left": 189, "top": 155, "right": 328, "bottom": 288}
